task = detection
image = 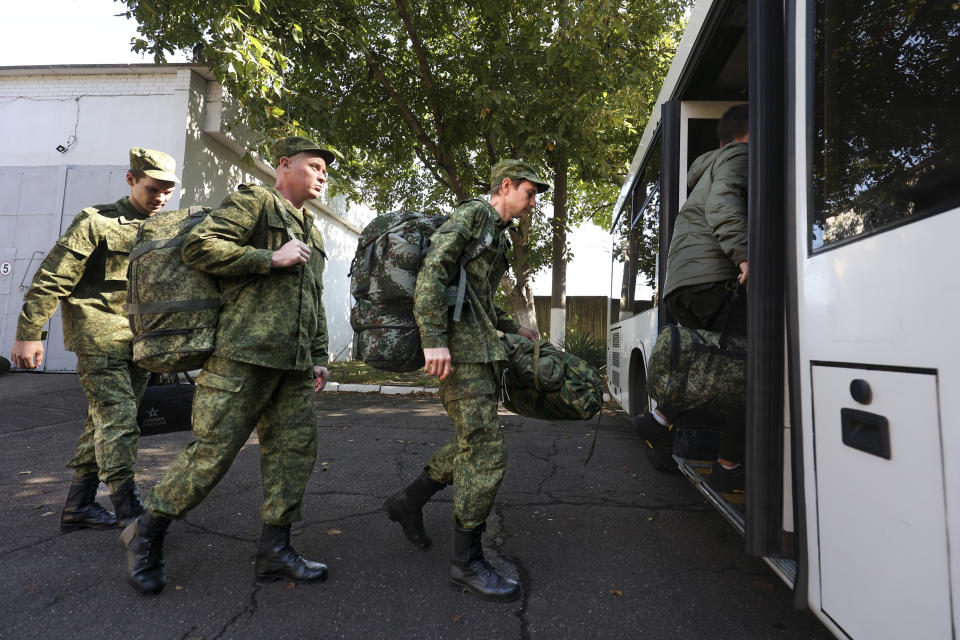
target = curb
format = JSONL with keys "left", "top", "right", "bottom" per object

{"left": 323, "top": 382, "right": 611, "bottom": 402}
{"left": 323, "top": 382, "right": 439, "bottom": 395}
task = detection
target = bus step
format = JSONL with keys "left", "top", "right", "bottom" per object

{"left": 675, "top": 457, "right": 746, "bottom": 535}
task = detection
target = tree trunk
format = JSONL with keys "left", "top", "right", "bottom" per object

{"left": 549, "top": 154, "right": 569, "bottom": 346}
{"left": 501, "top": 273, "right": 538, "bottom": 330}
{"left": 502, "top": 215, "right": 539, "bottom": 333}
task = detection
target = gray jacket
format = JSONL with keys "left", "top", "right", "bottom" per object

{"left": 663, "top": 142, "right": 748, "bottom": 297}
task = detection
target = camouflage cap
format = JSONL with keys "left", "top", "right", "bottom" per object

{"left": 269, "top": 136, "right": 336, "bottom": 167}
{"left": 129, "top": 147, "right": 179, "bottom": 183}
{"left": 491, "top": 159, "right": 550, "bottom": 194}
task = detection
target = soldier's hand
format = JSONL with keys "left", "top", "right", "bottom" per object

{"left": 313, "top": 365, "right": 329, "bottom": 393}
{"left": 10, "top": 340, "right": 44, "bottom": 369}
{"left": 738, "top": 260, "right": 748, "bottom": 287}
{"left": 517, "top": 327, "right": 539, "bottom": 340}
{"left": 271, "top": 239, "right": 312, "bottom": 268}
{"left": 423, "top": 347, "right": 453, "bottom": 380}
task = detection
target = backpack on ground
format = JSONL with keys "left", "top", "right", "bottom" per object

{"left": 349, "top": 205, "right": 493, "bottom": 372}
{"left": 499, "top": 333, "right": 604, "bottom": 421}
{"left": 646, "top": 323, "right": 747, "bottom": 419}
{"left": 127, "top": 206, "right": 225, "bottom": 373}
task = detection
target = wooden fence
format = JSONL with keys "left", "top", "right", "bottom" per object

{"left": 533, "top": 296, "right": 607, "bottom": 342}
{"left": 532, "top": 296, "right": 654, "bottom": 344}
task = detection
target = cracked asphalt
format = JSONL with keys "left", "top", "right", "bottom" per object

{"left": 0, "top": 372, "right": 833, "bottom": 640}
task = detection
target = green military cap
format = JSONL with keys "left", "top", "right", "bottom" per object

{"left": 129, "top": 147, "right": 179, "bottom": 183}
{"left": 490, "top": 159, "right": 550, "bottom": 194}
{"left": 269, "top": 136, "right": 336, "bottom": 167}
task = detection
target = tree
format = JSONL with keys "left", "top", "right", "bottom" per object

{"left": 120, "top": 0, "right": 687, "bottom": 331}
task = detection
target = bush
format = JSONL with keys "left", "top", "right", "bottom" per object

{"left": 558, "top": 328, "right": 606, "bottom": 374}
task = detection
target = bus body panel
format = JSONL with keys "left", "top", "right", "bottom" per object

{"left": 607, "top": 309, "right": 658, "bottom": 415}
{"left": 608, "top": 1, "right": 958, "bottom": 637}
{"left": 793, "top": 2, "right": 959, "bottom": 631}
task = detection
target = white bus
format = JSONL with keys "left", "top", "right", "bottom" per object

{"left": 606, "top": 1, "right": 959, "bottom": 638}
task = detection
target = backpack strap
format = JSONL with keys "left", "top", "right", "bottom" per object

{"left": 126, "top": 298, "right": 221, "bottom": 315}
{"left": 450, "top": 205, "right": 498, "bottom": 322}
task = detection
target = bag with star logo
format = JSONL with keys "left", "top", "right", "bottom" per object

{"left": 137, "top": 372, "right": 196, "bottom": 437}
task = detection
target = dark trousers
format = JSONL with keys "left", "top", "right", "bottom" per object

{"left": 663, "top": 280, "right": 746, "bottom": 463}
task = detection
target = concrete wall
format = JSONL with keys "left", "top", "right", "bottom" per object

{"left": 0, "top": 64, "right": 366, "bottom": 371}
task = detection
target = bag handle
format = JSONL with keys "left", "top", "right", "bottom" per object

{"left": 532, "top": 339, "right": 541, "bottom": 392}
{"left": 715, "top": 279, "right": 742, "bottom": 352}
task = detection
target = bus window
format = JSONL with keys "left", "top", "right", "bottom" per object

{"left": 614, "top": 145, "right": 661, "bottom": 321}
{"left": 812, "top": 1, "right": 960, "bottom": 251}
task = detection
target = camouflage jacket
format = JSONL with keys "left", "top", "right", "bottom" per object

{"left": 181, "top": 184, "right": 328, "bottom": 371}
{"left": 16, "top": 197, "right": 148, "bottom": 358}
{"left": 414, "top": 199, "right": 519, "bottom": 363}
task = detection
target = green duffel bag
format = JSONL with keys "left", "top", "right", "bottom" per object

{"left": 500, "top": 334, "right": 603, "bottom": 421}
{"left": 500, "top": 332, "right": 566, "bottom": 392}
{"left": 646, "top": 324, "right": 747, "bottom": 419}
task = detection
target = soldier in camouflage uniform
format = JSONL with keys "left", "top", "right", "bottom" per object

{"left": 120, "top": 136, "right": 334, "bottom": 595}
{"left": 384, "top": 159, "right": 549, "bottom": 602}
{"left": 11, "top": 148, "right": 178, "bottom": 531}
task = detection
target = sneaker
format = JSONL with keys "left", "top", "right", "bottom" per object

{"left": 705, "top": 462, "right": 745, "bottom": 493}
{"left": 633, "top": 412, "right": 677, "bottom": 472}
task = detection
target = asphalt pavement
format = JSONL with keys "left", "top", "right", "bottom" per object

{"left": 0, "top": 371, "right": 833, "bottom": 640}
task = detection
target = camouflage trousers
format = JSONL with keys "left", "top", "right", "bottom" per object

{"left": 425, "top": 363, "right": 506, "bottom": 530}
{"left": 146, "top": 356, "right": 318, "bottom": 526}
{"left": 70, "top": 354, "right": 149, "bottom": 492}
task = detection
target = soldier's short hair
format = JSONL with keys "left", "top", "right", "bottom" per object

{"left": 718, "top": 104, "right": 749, "bottom": 145}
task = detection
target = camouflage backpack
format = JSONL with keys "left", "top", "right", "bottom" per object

{"left": 349, "top": 204, "right": 494, "bottom": 372}
{"left": 499, "top": 333, "right": 604, "bottom": 421}
{"left": 646, "top": 324, "right": 747, "bottom": 419}
{"left": 127, "top": 206, "right": 260, "bottom": 373}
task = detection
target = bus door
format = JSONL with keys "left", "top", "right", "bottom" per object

{"left": 661, "top": 100, "right": 746, "bottom": 327}
{"left": 795, "top": 2, "right": 960, "bottom": 637}
{"left": 665, "top": 101, "right": 754, "bottom": 521}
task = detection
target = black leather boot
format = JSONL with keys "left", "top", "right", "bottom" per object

{"left": 254, "top": 524, "right": 327, "bottom": 583}
{"left": 384, "top": 472, "right": 445, "bottom": 549}
{"left": 449, "top": 523, "right": 520, "bottom": 602}
{"left": 60, "top": 473, "right": 117, "bottom": 531}
{"left": 119, "top": 511, "right": 171, "bottom": 595}
{"left": 110, "top": 478, "right": 145, "bottom": 526}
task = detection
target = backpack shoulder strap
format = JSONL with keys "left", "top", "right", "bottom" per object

{"left": 450, "top": 205, "right": 499, "bottom": 322}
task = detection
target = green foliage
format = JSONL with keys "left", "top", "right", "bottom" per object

{"left": 558, "top": 327, "right": 606, "bottom": 374}
{"left": 119, "top": 0, "right": 689, "bottom": 292}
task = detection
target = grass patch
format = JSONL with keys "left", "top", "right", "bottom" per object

{"left": 327, "top": 360, "right": 439, "bottom": 387}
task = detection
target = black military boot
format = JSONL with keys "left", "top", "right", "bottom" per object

{"left": 449, "top": 523, "right": 520, "bottom": 602}
{"left": 60, "top": 473, "right": 117, "bottom": 531}
{"left": 119, "top": 511, "right": 171, "bottom": 595}
{"left": 383, "top": 472, "right": 446, "bottom": 549}
{"left": 109, "top": 478, "right": 145, "bottom": 526}
{"left": 254, "top": 524, "right": 328, "bottom": 583}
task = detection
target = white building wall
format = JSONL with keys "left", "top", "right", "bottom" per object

{"left": 0, "top": 65, "right": 364, "bottom": 372}
{"left": 0, "top": 71, "right": 187, "bottom": 179}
